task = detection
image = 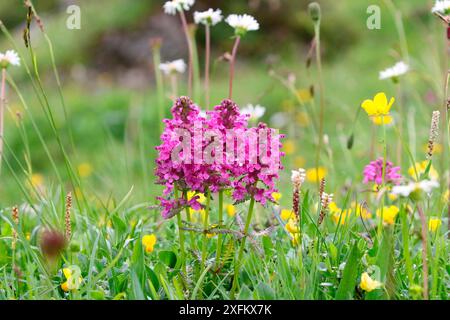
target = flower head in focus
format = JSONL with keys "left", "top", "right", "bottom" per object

{"left": 194, "top": 8, "right": 223, "bottom": 26}
{"left": 159, "top": 59, "right": 187, "bottom": 75}
{"left": 363, "top": 158, "right": 402, "bottom": 186}
{"left": 0, "top": 50, "right": 20, "bottom": 68}
{"left": 361, "top": 92, "right": 394, "bottom": 125}
{"left": 431, "top": 0, "right": 450, "bottom": 14}
{"left": 360, "top": 272, "right": 381, "bottom": 292}
{"left": 163, "top": 0, "right": 195, "bottom": 15}
{"left": 226, "top": 14, "right": 259, "bottom": 36}
{"left": 379, "top": 61, "right": 409, "bottom": 81}
{"left": 61, "top": 265, "right": 82, "bottom": 292}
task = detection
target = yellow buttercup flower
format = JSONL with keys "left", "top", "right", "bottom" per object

{"left": 376, "top": 205, "right": 399, "bottom": 225}
{"left": 408, "top": 161, "right": 438, "bottom": 181}
{"left": 306, "top": 167, "right": 327, "bottom": 183}
{"left": 61, "top": 265, "right": 82, "bottom": 292}
{"left": 281, "top": 209, "right": 294, "bottom": 221}
{"left": 428, "top": 218, "right": 441, "bottom": 232}
{"left": 283, "top": 139, "right": 296, "bottom": 155}
{"left": 360, "top": 272, "right": 381, "bottom": 292}
{"left": 352, "top": 202, "right": 372, "bottom": 219}
{"left": 272, "top": 192, "right": 282, "bottom": 202}
{"left": 361, "top": 92, "right": 394, "bottom": 125}
{"left": 332, "top": 209, "right": 352, "bottom": 225}
{"left": 187, "top": 191, "right": 206, "bottom": 203}
{"left": 285, "top": 218, "right": 299, "bottom": 234}
{"left": 142, "top": 234, "right": 157, "bottom": 253}
{"left": 226, "top": 204, "right": 236, "bottom": 217}
{"left": 77, "top": 162, "right": 93, "bottom": 178}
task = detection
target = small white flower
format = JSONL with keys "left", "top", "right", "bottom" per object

{"left": 226, "top": 14, "right": 259, "bottom": 35}
{"left": 163, "top": 0, "right": 194, "bottom": 15}
{"left": 0, "top": 50, "right": 20, "bottom": 68}
{"left": 241, "top": 104, "right": 266, "bottom": 121}
{"left": 159, "top": 59, "right": 187, "bottom": 75}
{"left": 431, "top": 0, "right": 450, "bottom": 14}
{"left": 194, "top": 8, "right": 223, "bottom": 26}
{"left": 291, "top": 168, "right": 306, "bottom": 188}
{"left": 391, "top": 180, "right": 439, "bottom": 197}
{"left": 379, "top": 61, "right": 409, "bottom": 80}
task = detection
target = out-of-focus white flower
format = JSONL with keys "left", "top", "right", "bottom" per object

{"left": 0, "top": 50, "right": 20, "bottom": 68}
{"left": 194, "top": 8, "right": 222, "bottom": 26}
{"left": 431, "top": 0, "right": 450, "bottom": 14}
{"left": 291, "top": 168, "right": 306, "bottom": 189}
{"left": 379, "top": 61, "right": 409, "bottom": 80}
{"left": 163, "top": 0, "right": 195, "bottom": 15}
{"left": 226, "top": 14, "right": 259, "bottom": 36}
{"left": 241, "top": 104, "right": 266, "bottom": 121}
{"left": 159, "top": 59, "right": 186, "bottom": 75}
{"left": 391, "top": 180, "right": 439, "bottom": 197}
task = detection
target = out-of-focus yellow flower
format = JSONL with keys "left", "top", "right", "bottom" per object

{"left": 206, "top": 224, "right": 218, "bottom": 238}
{"left": 361, "top": 92, "right": 394, "bottom": 125}
{"left": 329, "top": 202, "right": 340, "bottom": 214}
{"left": 77, "top": 162, "right": 93, "bottom": 178}
{"left": 408, "top": 161, "right": 438, "bottom": 181}
{"left": 423, "top": 143, "right": 442, "bottom": 155}
{"left": 376, "top": 205, "right": 399, "bottom": 225}
{"left": 142, "top": 234, "right": 157, "bottom": 253}
{"left": 296, "top": 88, "right": 313, "bottom": 103}
{"left": 428, "top": 218, "right": 441, "bottom": 232}
{"left": 443, "top": 190, "right": 449, "bottom": 203}
{"left": 61, "top": 265, "right": 82, "bottom": 292}
{"left": 30, "top": 173, "right": 44, "bottom": 188}
{"left": 294, "top": 156, "right": 306, "bottom": 168}
{"left": 360, "top": 272, "right": 381, "bottom": 292}
{"left": 306, "top": 167, "right": 327, "bottom": 183}
{"left": 25, "top": 232, "right": 31, "bottom": 241}
{"left": 352, "top": 202, "right": 372, "bottom": 219}
{"left": 283, "top": 140, "right": 296, "bottom": 155}
{"left": 285, "top": 218, "right": 299, "bottom": 234}
{"left": 296, "top": 112, "right": 310, "bottom": 127}
{"left": 226, "top": 204, "right": 236, "bottom": 217}
{"left": 291, "top": 233, "right": 300, "bottom": 246}
{"left": 332, "top": 209, "right": 352, "bottom": 225}
{"left": 281, "top": 209, "right": 294, "bottom": 221}
{"left": 272, "top": 192, "right": 282, "bottom": 202}
{"left": 187, "top": 191, "right": 206, "bottom": 203}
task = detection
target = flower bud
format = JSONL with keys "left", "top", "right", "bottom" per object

{"left": 308, "top": 2, "right": 321, "bottom": 23}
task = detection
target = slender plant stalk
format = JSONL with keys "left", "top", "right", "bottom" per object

{"left": 201, "top": 189, "right": 211, "bottom": 266}
{"left": 0, "top": 68, "right": 5, "bottom": 173}
{"left": 417, "top": 205, "right": 429, "bottom": 300}
{"left": 204, "top": 24, "right": 211, "bottom": 108}
{"left": 174, "top": 187, "right": 187, "bottom": 275}
{"left": 228, "top": 36, "right": 241, "bottom": 99}
{"left": 179, "top": 10, "right": 193, "bottom": 97}
{"left": 170, "top": 74, "right": 178, "bottom": 98}
{"left": 151, "top": 41, "right": 165, "bottom": 132}
{"left": 313, "top": 21, "right": 325, "bottom": 190}
{"left": 377, "top": 122, "right": 388, "bottom": 238}
{"left": 215, "top": 190, "right": 224, "bottom": 269}
{"left": 230, "top": 196, "right": 255, "bottom": 299}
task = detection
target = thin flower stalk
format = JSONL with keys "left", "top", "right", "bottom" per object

{"left": 417, "top": 206, "right": 429, "bottom": 300}
{"left": 215, "top": 190, "right": 224, "bottom": 269}
{"left": 204, "top": 23, "right": 211, "bottom": 108}
{"left": 65, "top": 192, "right": 72, "bottom": 241}
{"left": 0, "top": 68, "right": 6, "bottom": 172}
{"left": 179, "top": 10, "right": 194, "bottom": 96}
{"left": 228, "top": 36, "right": 241, "bottom": 99}
{"left": 201, "top": 189, "right": 211, "bottom": 267}
{"left": 174, "top": 186, "right": 187, "bottom": 275}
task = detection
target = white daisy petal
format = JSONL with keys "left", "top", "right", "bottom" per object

{"left": 159, "top": 59, "right": 186, "bottom": 75}
{"left": 194, "top": 9, "right": 223, "bottom": 26}
{"left": 226, "top": 14, "right": 259, "bottom": 35}
{"left": 379, "top": 61, "right": 409, "bottom": 80}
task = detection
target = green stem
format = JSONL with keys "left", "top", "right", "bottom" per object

{"left": 377, "top": 123, "right": 388, "bottom": 238}
{"left": 201, "top": 189, "right": 211, "bottom": 266}
{"left": 151, "top": 42, "right": 165, "bottom": 132}
{"left": 230, "top": 197, "right": 255, "bottom": 299}
{"left": 175, "top": 187, "right": 186, "bottom": 275}
{"left": 215, "top": 190, "right": 224, "bottom": 269}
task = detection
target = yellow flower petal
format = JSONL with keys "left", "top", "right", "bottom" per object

{"left": 63, "top": 268, "right": 72, "bottom": 279}
{"left": 360, "top": 272, "right": 381, "bottom": 292}
{"left": 226, "top": 204, "right": 236, "bottom": 217}
{"left": 61, "top": 281, "right": 69, "bottom": 292}
{"left": 281, "top": 209, "right": 294, "bottom": 221}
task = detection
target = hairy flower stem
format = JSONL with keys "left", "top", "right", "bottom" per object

{"left": 179, "top": 11, "right": 193, "bottom": 97}
{"left": 201, "top": 189, "right": 211, "bottom": 267}
{"left": 204, "top": 24, "right": 211, "bottom": 108}
{"left": 228, "top": 36, "right": 241, "bottom": 99}
{"left": 230, "top": 196, "right": 255, "bottom": 299}
{"left": 417, "top": 206, "right": 429, "bottom": 300}
{"left": 0, "top": 68, "right": 6, "bottom": 173}
{"left": 215, "top": 190, "right": 224, "bottom": 269}
{"left": 175, "top": 187, "right": 187, "bottom": 275}
{"left": 313, "top": 22, "right": 324, "bottom": 191}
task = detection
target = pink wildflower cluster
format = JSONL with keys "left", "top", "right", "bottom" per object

{"left": 363, "top": 157, "right": 402, "bottom": 185}
{"left": 155, "top": 96, "right": 284, "bottom": 219}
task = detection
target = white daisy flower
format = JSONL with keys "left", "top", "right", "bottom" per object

{"left": 0, "top": 50, "right": 20, "bottom": 68}
{"left": 226, "top": 14, "right": 259, "bottom": 36}
{"left": 159, "top": 59, "right": 187, "bottom": 75}
{"left": 194, "top": 8, "right": 223, "bottom": 26}
{"left": 163, "top": 0, "right": 195, "bottom": 16}
{"left": 391, "top": 180, "right": 439, "bottom": 197}
{"left": 379, "top": 61, "right": 409, "bottom": 80}
{"left": 431, "top": 0, "right": 450, "bottom": 14}
{"left": 241, "top": 104, "right": 266, "bottom": 121}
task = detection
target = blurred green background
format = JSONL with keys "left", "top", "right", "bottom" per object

{"left": 0, "top": 0, "right": 446, "bottom": 207}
